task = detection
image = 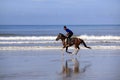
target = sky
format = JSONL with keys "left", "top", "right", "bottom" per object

{"left": 0, "top": 0, "right": 120, "bottom": 25}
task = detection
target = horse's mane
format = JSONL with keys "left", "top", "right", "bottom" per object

{"left": 59, "top": 33, "right": 66, "bottom": 37}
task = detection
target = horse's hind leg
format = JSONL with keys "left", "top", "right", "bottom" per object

{"left": 77, "top": 46, "right": 80, "bottom": 49}
{"left": 73, "top": 48, "right": 79, "bottom": 55}
{"left": 76, "top": 48, "right": 80, "bottom": 55}
{"left": 66, "top": 47, "right": 68, "bottom": 52}
{"left": 75, "top": 45, "right": 80, "bottom": 50}
{"left": 73, "top": 45, "right": 80, "bottom": 55}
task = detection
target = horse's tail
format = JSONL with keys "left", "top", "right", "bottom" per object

{"left": 80, "top": 39, "right": 91, "bottom": 49}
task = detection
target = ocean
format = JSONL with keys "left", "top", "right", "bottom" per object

{"left": 0, "top": 25, "right": 120, "bottom": 50}
{"left": 0, "top": 25, "right": 120, "bottom": 80}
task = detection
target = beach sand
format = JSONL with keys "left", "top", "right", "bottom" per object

{"left": 0, "top": 49, "right": 120, "bottom": 80}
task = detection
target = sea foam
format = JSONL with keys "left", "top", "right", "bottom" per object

{"left": 0, "top": 35, "right": 120, "bottom": 40}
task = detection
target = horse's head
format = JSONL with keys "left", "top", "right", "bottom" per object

{"left": 56, "top": 33, "right": 66, "bottom": 41}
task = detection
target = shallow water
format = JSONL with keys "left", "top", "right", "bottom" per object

{"left": 0, "top": 49, "right": 120, "bottom": 80}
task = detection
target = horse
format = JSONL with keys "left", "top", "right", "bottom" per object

{"left": 56, "top": 33, "right": 91, "bottom": 54}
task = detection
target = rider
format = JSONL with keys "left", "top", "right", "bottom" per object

{"left": 64, "top": 26, "right": 73, "bottom": 46}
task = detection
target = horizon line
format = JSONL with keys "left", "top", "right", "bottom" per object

{"left": 0, "top": 24, "right": 120, "bottom": 26}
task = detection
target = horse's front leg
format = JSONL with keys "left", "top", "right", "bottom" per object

{"left": 66, "top": 47, "right": 72, "bottom": 54}
{"left": 66, "top": 46, "right": 68, "bottom": 52}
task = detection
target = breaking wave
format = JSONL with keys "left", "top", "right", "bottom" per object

{"left": 0, "top": 35, "right": 120, "bottom": 40}
{"left": 0, "top": 35, "right": 120, "bottom": 50}
{"left": 0, "top": 36, "right": 56, "bottom": 40}
{"left": 0, "top": 41, "right": 59, "bottom": 44}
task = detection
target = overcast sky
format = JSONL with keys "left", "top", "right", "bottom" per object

{"left": 0, "top": 0, "right": 120, "bottom": 25}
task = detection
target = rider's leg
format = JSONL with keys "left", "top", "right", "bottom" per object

{"left": 66, "top": 33, "right": 73, "bottom": 46}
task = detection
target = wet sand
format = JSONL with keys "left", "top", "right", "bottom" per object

{"left": 0, "top": 49, "right": 120, "bottom": 80}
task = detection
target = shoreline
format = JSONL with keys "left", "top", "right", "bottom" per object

{"left": 0, "top": 46, "right": 120, "bottom": 51}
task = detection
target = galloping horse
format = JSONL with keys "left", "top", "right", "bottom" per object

{"left": 56, "top": 33, "right": 91, "bottom": 54}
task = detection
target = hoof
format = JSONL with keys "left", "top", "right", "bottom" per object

{"left": 66, "top": 51, "right": 72, "bottom": 54}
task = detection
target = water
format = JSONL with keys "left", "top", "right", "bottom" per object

{"left": 0, "top": 25, "right": 120, "bottom": 50}
{"left": 0, "top": 25, "right": 120, "bottom": 36}
{"left": 0, "top": 25, "right": 120, "bottom": 80}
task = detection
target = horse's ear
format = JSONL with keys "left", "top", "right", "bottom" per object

{"left": 59, "top": 33, "right": 62, "bottom": 34}
{"left": 59, "top": 33, "right": 62, "bottom": 35}
{"left": 59, "top": 33, "right": 62, "bottom": 37}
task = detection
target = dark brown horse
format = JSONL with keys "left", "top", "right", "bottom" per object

{"left": 56, "top": 33, "right": 91, "bottom": 54}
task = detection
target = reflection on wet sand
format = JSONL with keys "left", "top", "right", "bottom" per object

{"left": 61, "top": 57, "right": 79, "bottom": 77}
{"left": 60, "top": 56, "right": 91, "bottom": 80}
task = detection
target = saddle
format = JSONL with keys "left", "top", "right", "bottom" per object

{"left": 65, "top": 38, "right": 74, "bottom": 46}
